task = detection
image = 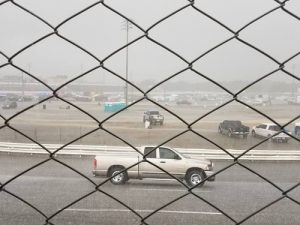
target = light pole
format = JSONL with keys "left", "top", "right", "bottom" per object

{"left": 21, "top": 63, "right": 31, "bottom": 100}
{"left": 122, "top": 19, "right": 132, "bottom": 106}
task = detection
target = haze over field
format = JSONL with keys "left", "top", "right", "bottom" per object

{"left": 0, "top": 0, "right": 299, "bottom": 93}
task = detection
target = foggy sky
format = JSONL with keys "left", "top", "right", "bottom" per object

{"left": 0, "top": 0, "right": 299, "bottom": 91}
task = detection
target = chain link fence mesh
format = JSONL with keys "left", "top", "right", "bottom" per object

{"left": 0, "top": 0, "right": 299, "bottom": 224}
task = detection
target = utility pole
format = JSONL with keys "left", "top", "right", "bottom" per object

{"left": 122, "top": 19, "right": 132, "bottom": 106}
{"left": 21, "top": 72, "right": 24, "bottom": 100}
{"left": 292, "top": 64, "right": 296, "bottom": 97}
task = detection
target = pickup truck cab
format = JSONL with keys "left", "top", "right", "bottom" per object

{"left": 252, "top": 123, "right": 291, "bottom": 143}
{"left": 92, "top": 146, "right": 215, "bottom": 187}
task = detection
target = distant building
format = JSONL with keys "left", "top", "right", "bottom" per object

{"left": 0, "top": 75, "right": 22, "bottom": 83}
{"left": 45, "top": 75, "right": 68, "bottom": 84}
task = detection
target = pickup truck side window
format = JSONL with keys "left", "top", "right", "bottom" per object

{"left": 159, "top": 148, "right": 180, "bottom": 159}
{"left": 261, "top": 125, "right": 267, "bottom": 129}
{"left": 269, "top": 125, "right": 280, "bottom": 131}
{"left": 257, "top": 124, "right": 267, "bottom": 129}
{"left": 144, "top": 147, "right": 157, "bottom": 158}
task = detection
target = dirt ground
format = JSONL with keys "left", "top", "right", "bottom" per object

{"left": 0, "top": 100, "right": 299, "bottom": 150}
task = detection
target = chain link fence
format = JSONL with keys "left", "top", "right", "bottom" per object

{"left": 0, "top": 0, "right": 299, "bottom": 224}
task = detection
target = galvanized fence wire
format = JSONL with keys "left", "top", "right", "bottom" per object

{"left": 0, "top": 0, "right": 299, "bottom": 224}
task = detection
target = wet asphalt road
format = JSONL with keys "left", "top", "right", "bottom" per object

{"left": 0, "top": 154, "right": 299, "bottom": 225}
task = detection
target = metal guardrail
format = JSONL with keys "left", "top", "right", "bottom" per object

{"left": 1, "top": 142, "right": 299, "bottom": 160}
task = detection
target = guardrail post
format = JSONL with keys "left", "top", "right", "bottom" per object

{"left": 79, "top": 127, "right": 82, "bottom": 144}
{"left": 34, "top": 128, "right": 37, "bottom": 142}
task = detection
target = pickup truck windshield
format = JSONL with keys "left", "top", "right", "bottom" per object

{"left": 149, "top": 111, "right": 159, "bottom": 115}
{"left": 225, "top": 121, "right": 242, "bottom": 127}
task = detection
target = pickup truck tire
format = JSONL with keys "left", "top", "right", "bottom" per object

{"left": 186, "top": 169, "right": 205, "bottom": 187}
{"left": 267, "top": 134, "right": 275, "bottom": 142}
{"left": 109, "top": 166, "right": 127, "bottom": 185}
{"left": 267, "top": 134, "right": 272, "bottom": 141}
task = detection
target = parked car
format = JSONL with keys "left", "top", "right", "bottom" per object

{"left": 287, "top": 96, "right": 300, "bottom": 105}
{"left": 92, "top": 146, "right": 215, "bottom": 187}
{"left": 143, "top": 110, "right": 164, "bottom": 125}
{"left": 251, "top": 123, "right": 291, "bottom": 143}
{"left": 6, "top": 94, "right": 19, "bottom": 102}
{"left": 2, "top": 101, "right": 17, "bottom": 109}
{"left": 218, "top": 120, "right": 250, "bottom": 138}
{"left": 176, "top": 99, "right": 192, "bottom": 105}
{"left": 18, "top": 95, "right": 34, "bottom": 102}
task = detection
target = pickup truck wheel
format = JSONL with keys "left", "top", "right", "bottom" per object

{"left": 186, "top": 170, "right": 205, "bottom": 187}
{"left": 109, "top": 167, "right": 127, "bottom": 185}
{"left": 267, "top": 134, "right": 272, "bottom": 142}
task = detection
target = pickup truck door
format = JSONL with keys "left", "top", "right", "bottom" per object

{"left": 260, "top": 124, "right": 268, "bottom": 137}
{"left": 157, "top": 147, "right": 186, "bottom": 179}
{"left": 256, "top": 124, "right": 266, "bottom": 136}
{"left": 140, "top": 147, "right": 163, "bottom": 178}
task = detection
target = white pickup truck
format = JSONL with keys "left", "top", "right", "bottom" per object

{"left": 92, "top": 146, "right": 215, "bottom": 187}
{"left": 251, "top": 123, "right": 291, "bottom": 143}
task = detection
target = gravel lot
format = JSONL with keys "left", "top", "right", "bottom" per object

{"left": 0, "top": 100, "right": 299, "bottom": 150}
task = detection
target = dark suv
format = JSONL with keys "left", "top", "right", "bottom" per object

{"left": 143, "top": 110, "right": 164, "bottom": 125}
{"left": 2, "top": 101, "right": 17, "bottom": 109}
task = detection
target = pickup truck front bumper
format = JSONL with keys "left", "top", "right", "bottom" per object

{"left": 205, "top": 171, "right": 215, "bottom": 181}
{"left": 150, "top": 118, "right": 164, "bottom": 123}
{"left": 233, "top": 131, "right": 249, "bottom": 134}
{"left": 271, "top": 136, "right": 289, "bottom": 142}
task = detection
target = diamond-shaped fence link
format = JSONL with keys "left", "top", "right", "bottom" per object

{"left": 0, "top": 0, "right": 299, "bottom": 224}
